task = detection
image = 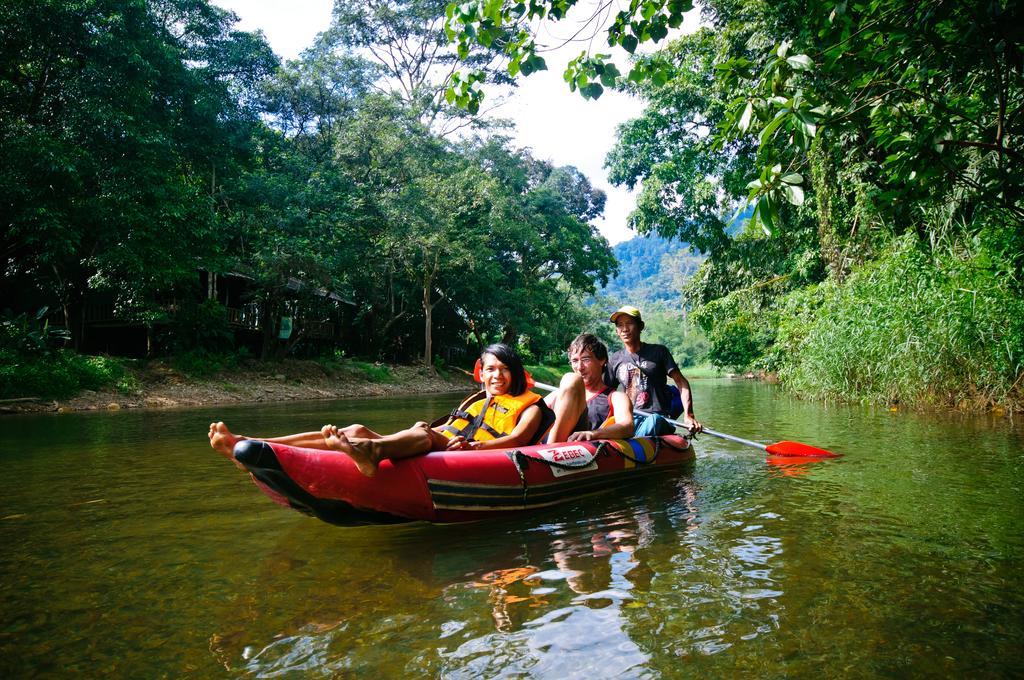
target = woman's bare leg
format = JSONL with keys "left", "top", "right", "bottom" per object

{"left": 322, "top": 421, "right": 448, "bottom": 477}
{"left": 208, "top": 421, "right": 383, "bottom": 458}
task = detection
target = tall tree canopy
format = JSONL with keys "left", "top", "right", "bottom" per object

{"left": 2, "top": 0, "right": 618, "bottom": 367}
{"left": 446, "top": 0, "right": 1024, "bottom": 407}
{"left": 446, "top": 0, "right": 1023, "bottom": 242}
{"left": 1, "top": 0, "right": 277, "bottom": 345}
{"left": 322, "top": 0, "right": 516, "bottom": 134}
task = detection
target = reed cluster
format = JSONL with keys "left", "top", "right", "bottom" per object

{"left": 774, "top": 236, "right": 1024, "bottom": 410}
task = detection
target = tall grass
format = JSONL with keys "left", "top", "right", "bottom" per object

{"left": 774, "top": 235, "right": 1024, "bottom": 409}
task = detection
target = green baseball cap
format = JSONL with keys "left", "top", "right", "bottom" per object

{"left": 609, "top": 305, "right": 643, "bottom": 325}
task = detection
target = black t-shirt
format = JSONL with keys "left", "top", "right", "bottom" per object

{"left": 586, "top": 387, "right": 613, "bottom": 430}
{"left": 608, "top": 343, "right": 679, "bottom": 416}
{"left": 569, "top": 386, "right": 614, "bottom": 433}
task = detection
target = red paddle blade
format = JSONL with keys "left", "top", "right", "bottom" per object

{"left": 765, "top": 440, "right": 840, "bottom": 458}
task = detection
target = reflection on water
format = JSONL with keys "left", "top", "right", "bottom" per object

{"left": 1, "top": 383, "right": 1022, "bottom": 677}
{"left": 223, "top": 483, "right": 710, "bottom": 678}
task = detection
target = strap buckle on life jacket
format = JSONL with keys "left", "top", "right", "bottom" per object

{"left": 458, "top": 395, "right": 491, "bottom": 440}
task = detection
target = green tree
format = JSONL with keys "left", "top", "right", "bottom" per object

{"left": 219, "top": 128, "right": 355, "bottom": 360}
{"left": 371, "top": 133, "right": 493, "bottom": 367}
{"left": 443, "top": 0, "right": 694, "bottom": 107}
{"left": 0, "top": 0, "right": 276, "bottom": 346}
{"left": 474, "top": 152, "right": 618, "bottom": 354}
{"left": 446, "top": 0, "right": 1023, "bottom": 239}
{"left": 605, "top": 29, "right": 752, "bottom": 254}
{"left": 709, "top": 0, "right": 1023, "bottom": 248}
{"left": 259, "top": 43, "right": 375, "bottom": 160}
{"left": 323, "top": 0, "right": 515, "bottom": 133}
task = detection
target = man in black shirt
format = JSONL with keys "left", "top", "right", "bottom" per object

{"left": 608, "top": 305, "right": 701, "bottom": 435}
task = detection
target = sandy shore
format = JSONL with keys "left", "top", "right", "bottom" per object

{"left": 1, "top": 359, "right": 475, "bottom": 415}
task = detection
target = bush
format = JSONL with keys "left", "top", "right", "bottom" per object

{"left": 432, "top": 355, "right": 451, "bottom": 379}
{"left": 348, "top": 360, "right": 392, "bottom": 383}
{"left": 0, "top": 307, "right": 69, "bottom": 355}
{"left": 0, "top": 350, "right": 128, "bottom": 399}
{"left": 707, "top": 317, "right": 769, "bottom": 371}
{"left": 692, "top": 290, "right": 777, "bottom": 371}
{"left": 314, "top": 355, "right": 393, "bottom": 383}
{"left": 775, "top": 235, "right": 1024, "bottom": 409}
{"left": 171, "top": 348, "right": 250, "bottom": 378}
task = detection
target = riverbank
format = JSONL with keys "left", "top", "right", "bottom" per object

{"left": 0, "top": 358, "right": 475, "bottom": 415}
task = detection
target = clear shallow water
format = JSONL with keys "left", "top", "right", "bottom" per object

{"left": 1, "top": 382, "right": 1022, "bottom": 678}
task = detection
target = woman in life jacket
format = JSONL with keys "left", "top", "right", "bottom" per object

{"left": 544, "top": 333, "right": 635, "bottom": 443}
{"left": 209, "top": 344, "right": 548, "bottom": 478}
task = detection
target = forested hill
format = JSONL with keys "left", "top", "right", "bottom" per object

{"left": 601, "top": 234, "right": 704, "bottom": 306}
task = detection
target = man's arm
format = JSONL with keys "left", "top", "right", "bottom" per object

{"left": 668, "top": 368, "right": 702, "bottom": 433}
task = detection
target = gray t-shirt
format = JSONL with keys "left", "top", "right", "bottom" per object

{"left": 608, "top": 343, "right": 678, "bottom": 416}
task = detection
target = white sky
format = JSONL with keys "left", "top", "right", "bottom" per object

{"left": 212, "top": 1, "right": 700, "bottom": 244}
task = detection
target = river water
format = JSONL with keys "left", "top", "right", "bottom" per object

{"left": 1, "top": 380, "right": 1022, "bottom": 678}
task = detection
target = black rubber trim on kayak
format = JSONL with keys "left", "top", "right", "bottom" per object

{"left": 507, "top": 449, "right": 529, "bottom": 507}
{"left": 232, "top": 440, "right": 411, "bottom": 526}
{"left": 428, "top": 461, "right": 690, "bottom": 511}
{"left": 431, "top": 467, "right": 667, "bottom": 501}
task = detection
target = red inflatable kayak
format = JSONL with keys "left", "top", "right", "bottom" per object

{"left": 232, "top": 435, "right": 695, "bottom": 525}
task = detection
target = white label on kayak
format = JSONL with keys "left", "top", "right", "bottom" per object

{"left": 535, "top": 445, "right": 598, "bottom": 477}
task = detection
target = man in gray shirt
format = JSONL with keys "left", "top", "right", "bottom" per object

{"left": 608, "top": 305, "right": 701, "bottom": 435}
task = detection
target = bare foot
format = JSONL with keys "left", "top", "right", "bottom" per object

{"left": 208, "top": 422, "right": 241, "bottom": 459}
{"left": 322, "top": 424, "right": 379, "bottom": 477}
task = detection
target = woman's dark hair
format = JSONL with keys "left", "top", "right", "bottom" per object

{"left": 480, "top": 343, "right": 528, "bottom": 396}
{"left": 567, "top": 333, "right": 608, "bottom": 363}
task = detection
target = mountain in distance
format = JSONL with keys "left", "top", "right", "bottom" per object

{"left": 600, "top": 206, "right": 752, "bottom": 306}
{"left": 600, "top": 233, "right": 705, "bottom": 307}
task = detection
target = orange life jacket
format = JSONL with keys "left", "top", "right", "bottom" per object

{"left": 440, "top": 390, "right": 542, "bottom": 442}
